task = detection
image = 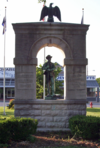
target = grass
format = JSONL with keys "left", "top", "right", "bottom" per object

{"left": 0, "top": 107, "right": 14, "bottom": 119}
{"left": 86, "top": 107, "right": 100, "bottom": 117}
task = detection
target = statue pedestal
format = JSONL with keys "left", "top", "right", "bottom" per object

{"left": 45, "top": 94, "right": 62, "bottom": 100}
{"left": 14, "top": 99, "right": 87, "bottom": 132}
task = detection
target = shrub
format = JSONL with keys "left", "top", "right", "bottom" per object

{"left": 0, "top": 117, "right": 38, "bottom": 143}
{"left": 7, "top": 99, "right": 14, "bottom": 109}
{"left": 0, "top": 144, "right": 8, "bottom": 148}
{"left": 26, "top": 135, "right": 36, "bottom": 143}
{"left": 0, "top": 119, "right": 11, "bottom": 143}
{"left": 69, "top": 115, "right": 100, "bottom": 140}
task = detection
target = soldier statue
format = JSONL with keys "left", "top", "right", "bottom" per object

{"left": 42, "top": 55, "right": 56, "bottom": 96}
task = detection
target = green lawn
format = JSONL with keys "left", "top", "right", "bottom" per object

{"left": 0, "top": 107, "right": 100, "bottom": 119}
{"left": 86, "top": 107, "right": 100, "bottom": 117}
{"left": 0, "top": 107, "right": 14, "bottom": 119}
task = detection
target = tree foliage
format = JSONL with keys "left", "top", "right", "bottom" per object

{"left": 36, "top": 63, "right": 64, "bottom": 98}
{"left": 96, "top": 78, "right": 100, "bottom": 86}
{"left": 36, "top": 64, "right": 44, "bottom": 98}
{"left": 38, "top": 0, "right": 46, "bottom": 3}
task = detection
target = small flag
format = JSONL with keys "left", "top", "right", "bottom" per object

{"left": 2, "top": 17, "right": 6, "bottom": 34}
{"left": 81, "top": 8, "right": 84, "bottom": 24}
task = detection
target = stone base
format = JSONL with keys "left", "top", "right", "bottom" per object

{"left": 45, "top": 94, "right": 62, "bottom": 100}
{"left": 14, "top": 99, "right": 87, "bottom": 132}
{"left": 37, "top": 128, "right": 70, "bottom": 132}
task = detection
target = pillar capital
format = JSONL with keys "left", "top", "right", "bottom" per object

{"left": 13, "top": 58, "right": 37, "bottom": 65}
{"left": 64, "top": 58, "right": 88, "bottom": 66}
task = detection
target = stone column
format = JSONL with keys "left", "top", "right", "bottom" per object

{"left": 64, "top": 58, "right": 88, "bottom": 100}
{"left": 14, "top": 57, "right": 37, "bottom": 100}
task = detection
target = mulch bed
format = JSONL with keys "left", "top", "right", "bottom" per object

{"left": 0, "top": 132, "right": 100, "bottom": 148}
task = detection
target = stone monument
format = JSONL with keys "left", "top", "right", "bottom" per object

{"left": 12, "top": 21, "right": 89, "bottom": 131}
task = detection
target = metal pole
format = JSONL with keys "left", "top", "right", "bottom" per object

{"left": 3, "top": 7, "right": 6, "bottom": 115}
{"left": 82, "top": 8, "right": 84, "bottom": 24}
{"left": 82, "top": 8, "right": 88, "bottom": 76}
{"left": 43, "top": 47, "right": 45, "bottom": 99}
{"left": 43, "top": 1, "right": 46, "bottom": 99}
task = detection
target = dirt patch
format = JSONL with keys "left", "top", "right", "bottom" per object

{"left": 0, "top": 132, "right": 100, "bottom": 148}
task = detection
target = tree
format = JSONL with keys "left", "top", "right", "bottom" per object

{"left": 38, "top": 0, "right": 46, "bottom": 3}
{"left": 36, "top": 64, "right": 44, "bottom": 98}
{"left": 36, "top": 63, "right": 64, "bottom": 98}
{"left": 96, "top": 78, "right": 100, "bottom": 86}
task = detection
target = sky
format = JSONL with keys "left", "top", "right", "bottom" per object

{"left": 0, "top": 0, "right": 100, "bottom": 78}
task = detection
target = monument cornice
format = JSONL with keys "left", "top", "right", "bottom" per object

{"left": 14, "top": 99, "right": 87, "bottom": 105}
{"left": 12, "top": 22, "right": 89, "bottom": 35}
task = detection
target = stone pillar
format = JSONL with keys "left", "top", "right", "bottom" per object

{"left": 14, "top": 58, "right": 37, "bottom": 100}
{"left": 64, "top": 58, "right": 88, "bottom": 100}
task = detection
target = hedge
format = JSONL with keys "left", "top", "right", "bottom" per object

{"left": 0, "top": 117, "right": 38, "bottom": 143}
{"left": 69, "top": 115, "right": 100, "bottom": 139}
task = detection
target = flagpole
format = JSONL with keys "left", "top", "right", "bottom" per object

{"left": 82, "top": 8, "right": 87, "bottom": 75}
{"left": 3, "top": 7, "right": 6, "bottom": 115}
{"left": 82, "top": 8, "right": 84, "bottom": 24}
{"left": 43, "top": 1, "right": 46, "bottom": 100}
{"left": 81, "top": 8, "right": 84, "bottom": 24}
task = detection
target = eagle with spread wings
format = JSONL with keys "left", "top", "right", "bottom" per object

{"left": 40, "top": 3, "right": 61, "bottom": 22}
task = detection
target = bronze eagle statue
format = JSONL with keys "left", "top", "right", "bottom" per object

{"left": 40, "top": 3, "right": 61, "bottom": 22}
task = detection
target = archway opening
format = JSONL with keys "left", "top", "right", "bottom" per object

{"left": 36, "top": 46, "right": 65, "bottom": 99}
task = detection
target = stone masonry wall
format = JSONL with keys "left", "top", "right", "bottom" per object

{"left": 14, "top": 100, "right": 86, "bottom": 131}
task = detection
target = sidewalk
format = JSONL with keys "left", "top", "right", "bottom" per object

{"left": 0, "top": 99, "right": 10, "bottom": 102}
{"left": 0, "top": 99, "right": 10, "bottom": 107}
{"left": 87, "top": 101, "right": 100, "bottom": 105}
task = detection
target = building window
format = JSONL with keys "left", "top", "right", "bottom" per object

{"left": 87, "top": 88, "right": 96, "bottom": 97}
{"left": 7, "top": 88, "right": 15, "bottom": 98}
{"left": 0, "top": 79, "right": 3, "bottom": 86}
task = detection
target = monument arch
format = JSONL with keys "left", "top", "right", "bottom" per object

{"left": 13, "top": 22, "right": 89, "bottom": 131}
{"left": 28, "top": 35, "right": 72, "bottom": 59}
{"left": 29, "top": 35, "right": 72, "bottom": 100}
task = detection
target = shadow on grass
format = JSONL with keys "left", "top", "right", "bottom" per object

{"left": 86, "top": 108, "right": 100, "bottom": 112}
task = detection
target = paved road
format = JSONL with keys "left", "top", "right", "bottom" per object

{"left": 0, "top": 101, "right": 9, "bottom": 107}
{"left": 87, "top": 104, "right": 100, "bottom": 108}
